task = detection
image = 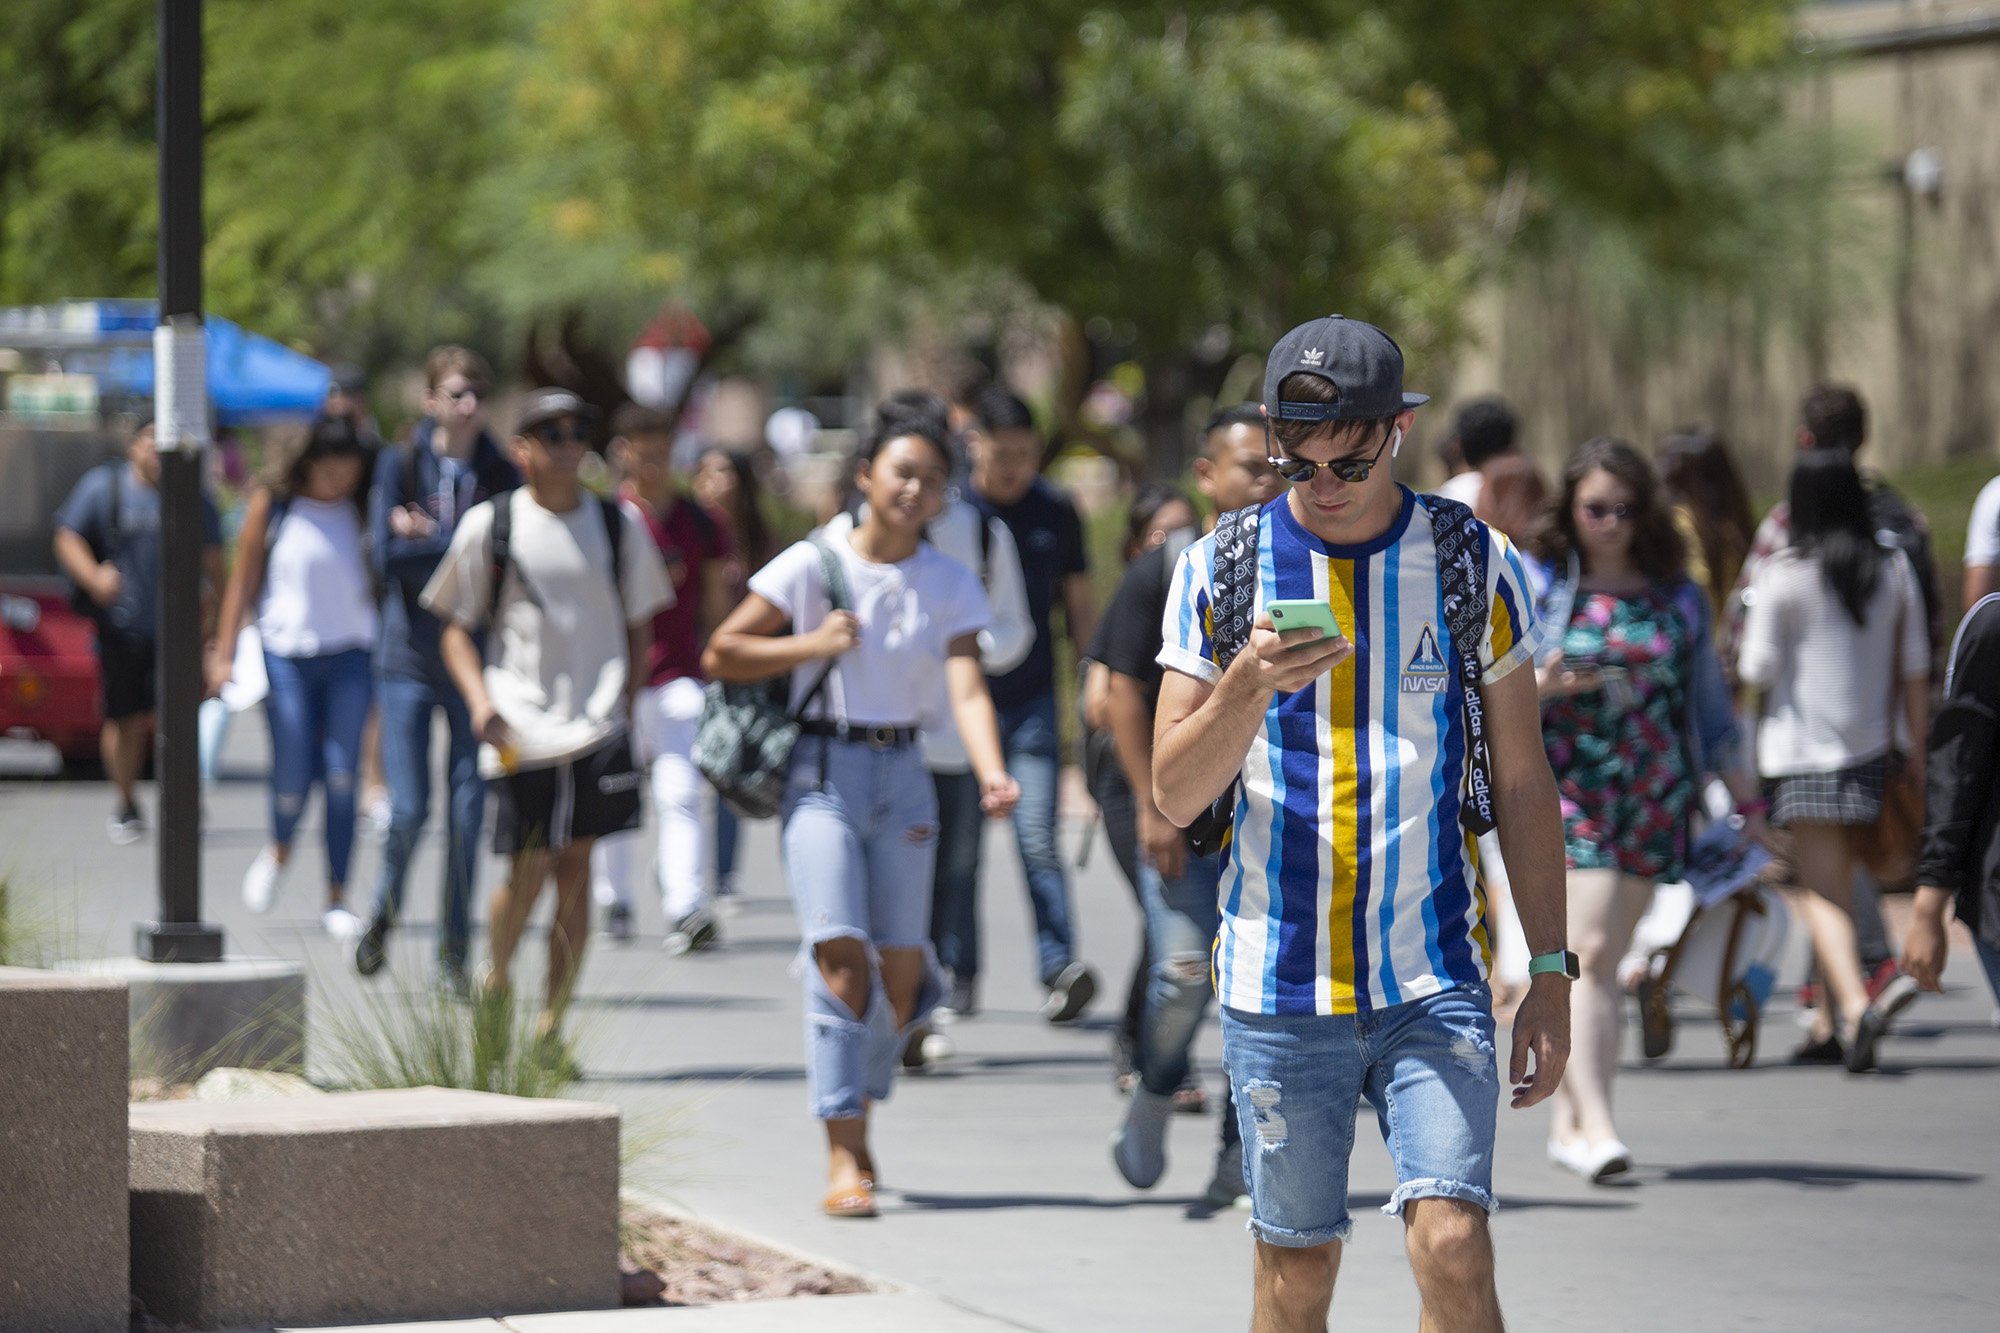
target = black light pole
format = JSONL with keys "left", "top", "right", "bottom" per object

{"left": 139, "top": 0, "right": 222, "bottom": 963}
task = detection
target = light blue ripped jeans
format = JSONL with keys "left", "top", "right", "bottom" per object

{"left": 781, "top": 736, "right": 945, "bottom": 1121}
{"left": 1220, "top": 984, "right": 1499, "bottom": 1248}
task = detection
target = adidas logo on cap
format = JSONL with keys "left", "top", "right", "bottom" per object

{"left": 1301, "top": 348, "right": 1325, "bottom": 366}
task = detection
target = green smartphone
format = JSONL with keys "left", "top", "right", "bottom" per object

{"left": 1266, "top": 598, "right": 1343, "bottom": 641}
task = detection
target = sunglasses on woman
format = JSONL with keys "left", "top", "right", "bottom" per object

{"left": 1578, "top": 502, "right": 1635, "bottom": 524}
{"left": 530, "top": 420, "right": 592, "bottom": 447}
{"left": 1263, "top": 418, "right": 1402, "bottom": 485}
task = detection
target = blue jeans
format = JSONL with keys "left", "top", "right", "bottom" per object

{"left": 1137, "top": 851, "right": 1222, "bottom": 1096}
{"left": 368, "top": 672, "right": 483, "bottom": 968}
{"left": 929, "top": 770, "right": 985, "bottom": 982}
{"left": 1222, "top": 985, "right": 1499, "bottom": 1247}
{"left": 782, "top": 737, "right": 945, "bottom": 1121}
{"left": 998, "top": 693, "right": 1075, "bottom": 983}
{"left": 1975, "top": 935, "right": 2000, "bottom": 1010}
{"left": 262, "top": 648, "right": 373, "bottom": 887}
{"left": 715, "top": 803, "right": 740, "bottom": 883}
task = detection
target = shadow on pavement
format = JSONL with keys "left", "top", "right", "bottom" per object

{"left": 582, "top": 1064, "right": 807, "bottom": 1084}
{"left": 1650, "top": 1161, "right": 1981, "bottom": 1187}
{"left": 894, "top": 1191, "right": 1203, "bottom": 1212}
{"left": 570, "top": 993, "right": 780, "bottom": 1012}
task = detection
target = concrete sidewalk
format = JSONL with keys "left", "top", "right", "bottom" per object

{"left": 10, "top": 708, "right": 2000, "bottom": 1330}
{"left": 297, "top": 1291, "right": 1031, "bottom": 1333}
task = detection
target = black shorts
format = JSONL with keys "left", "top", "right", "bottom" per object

{"left": 491, "top": 733, "right": 642, "bottom": 854}
{"left": 97, "top": 628, "right": 157, "bottom": 721}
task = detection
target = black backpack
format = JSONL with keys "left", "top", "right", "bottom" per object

{"left": 486, "top": 490, "right": 627, "bottom": 624}
{"left": 1185, "top": 497, "right": 1495, "bottom": 857}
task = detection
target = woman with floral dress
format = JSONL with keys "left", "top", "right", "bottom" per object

{"left": 1530, "top": 439, "right": 1765, "bottom": 1183}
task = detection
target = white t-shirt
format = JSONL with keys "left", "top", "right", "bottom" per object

{"left": 1966, "top": 475, "right": 2000, "bottom": 569}
{"left": 748, "top": 535, "right": 991, "bottom": 727}
{"left": 1429, "top": 470, "right": 1485, "bottom": 509}
{"left": 257, "top": 496, "right": 378, "bottom": 658}
{"left": 819, "top": 499, "right": 1033, "bottom": 770}
{"left": 1738, "top": 546, "right": 1930, "bottom": 775}
{"left": 421, "top": 488, "right": 672, "bottom": 776}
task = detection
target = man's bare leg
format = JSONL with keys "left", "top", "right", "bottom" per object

{"left": 1404, "top": 1197, "right": 1502, "bottom": 1333}
{"left": 104, "top": 715, "right": 147, "bottom": 812}
{"left": 543, "top": 838, "right": 596, "bottom": 1030}
{"left": 1251, "top": 1239, "right": 1340, "bottom": 1332}
{"left": 487, "top": 847, "right": 551, "bottom": 994}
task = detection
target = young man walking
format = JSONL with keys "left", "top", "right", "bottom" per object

{"left": 423, "top": 389, "right": 671, "bottom": 1039}
{"left": 1153, "top": 318, "right": 1572, "bottom": 1332}
{"left": 355, "top": 347, "right": 520, "bottom": 994}
{"left": 588, "top": 403, "right": 734, "bottom": 951}
{"left": 964, "top": 385, "right": 1100, "bottom": 1022}
{"left": 1102, "top": 403, "right": 1283, "bottom": 1206}
{"left": 53, "top": 415, "right": 223, "bottom": 842}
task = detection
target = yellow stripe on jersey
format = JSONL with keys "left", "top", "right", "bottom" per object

{"left": 1324, "top": 555, "right": 1360, "bottom": 1010}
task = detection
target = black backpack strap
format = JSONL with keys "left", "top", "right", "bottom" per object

{"left": 400, "top": 441, "right": 423, "bottom": 510}
{"left": 1208, "top": 505, "right": 1261, "bottom": 670}
{"left": 977, "top": 510, "right": 994, "bottom": 581}
{"left": 103, "top": 461, "right": 122, "bottom": 561}
{"left": 1427, "top": 496, "right": 1497, "bottom": 838}
{"left": 487, "top": 491, "right": 512, "bottom": 625}
{"left": 598, "top": 494, "right": 626, "bottom": 607}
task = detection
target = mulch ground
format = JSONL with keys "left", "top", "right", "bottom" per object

{"left": 621, "top": 1201, "right": 875, "bottom": 1306}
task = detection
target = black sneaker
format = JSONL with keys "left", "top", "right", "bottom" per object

{"left": 1873, "top": 971, "right": 1920, "bottom": 1030}
{"left": 1041, "top": 961, "right": 1098, "bottom": 1024}
{"left": 354, "top": 918, "right": 389, "bottom": 977}
{"left": 107, "top": 802, "right": 146, "bottom": 845}
{"left": 937, "top": 974, "right": 979, "bottom": 1021}
{"left": 664, "top": 909, "right": 720, "bottom": 955}
{"left": 1845, "top": 1008, "right": 1886, "bottom": 1074}
{"left": 1791, "top": 1033, "right": 1845, "bottom": 1065}
{"left": 604, "top": 903, "right": 634, "bottom": 943}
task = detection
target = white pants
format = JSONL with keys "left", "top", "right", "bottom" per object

{"left": 591, "top": 676, "right": 707, "bottom": 920}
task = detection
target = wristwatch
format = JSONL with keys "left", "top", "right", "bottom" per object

{"left": 1528, "top": 949, "right": 1581, "bottom": 980}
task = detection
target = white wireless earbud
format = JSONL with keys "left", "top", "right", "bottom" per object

{"left": 1391, "top": 425, "right": 1404, "bottom": 458}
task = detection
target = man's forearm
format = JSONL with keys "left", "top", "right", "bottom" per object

{"left": 1105, "top": 674, "right": 1159, "bottom": 815}
{"left": 1153, "top": 659, "right": 1271, "bottom": 825}
{"left": 440, "top": 624, "right": 489, "bottom": 716}
{"left": 1493, "top": 769, "right": 1567, "bottom": 955}
{"left": 52, "top": 529, "right": 99, "bottom": 587}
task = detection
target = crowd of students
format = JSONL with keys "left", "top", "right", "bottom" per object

{"left": 49, "top": 325, "right": 2000, "bottom": 1330}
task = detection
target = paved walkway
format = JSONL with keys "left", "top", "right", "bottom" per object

{"left": 7, "top": 711, "right": 2000, "bottom": 1329}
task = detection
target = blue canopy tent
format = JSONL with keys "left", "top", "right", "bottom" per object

{"left": 0, "top": 299, "right": 330, "bottom": 425}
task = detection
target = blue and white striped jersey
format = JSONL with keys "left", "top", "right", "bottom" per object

{"left": 1157, "top": 489, "right": 1540, "bottom": 1016}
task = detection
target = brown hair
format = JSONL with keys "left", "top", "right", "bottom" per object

{"left": 610, "top": 401, "right": 675, "bottom": 439}
{"left": 1270, "top": 372, "right": 1395, "bottom": 455}
{"left": 1530, "top": 437, "right": 1685, "bottom": 582}
{"left": 425, "top": 345, "right": 492, "bottom": 393}
{"left": 1655, "top": 425, "right": 1755, "bottom": 608}
{"left": 1800, "top": 382, "right": 1866, "bottom": 454}
{"left": 1473, "top": 452, "right": 1548, "bottom": 549}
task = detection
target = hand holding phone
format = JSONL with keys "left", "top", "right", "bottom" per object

{"left": 1266, "top": 598, "right": 1343, "bottom": 643}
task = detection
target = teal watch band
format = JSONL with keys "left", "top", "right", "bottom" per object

{"left": 1528, "top": 950, "right": 1580, "bottom": 980}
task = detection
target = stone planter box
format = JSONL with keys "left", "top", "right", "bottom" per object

{"left": 129, "top": 1087, "right": 620, "bottom": 1329}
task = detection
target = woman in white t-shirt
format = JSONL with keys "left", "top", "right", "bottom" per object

{"left": 1740, "top": 451, "right": 1930, "bottom": 1072}
{"left": 208, "top": 418, "right": 380, "bottom": 939}
{"left": 704, "top": 391, "right": 1019, "bottom": 1219}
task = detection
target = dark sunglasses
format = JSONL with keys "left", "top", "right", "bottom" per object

{"left": 530, "top": 420, "right": 592, "bottom": 447}
{"left": 1579, "top": 501, "right": 1635, "bottom": 524}
{"left": 1264, "top": 416, "right": 1401, "bottom": 485}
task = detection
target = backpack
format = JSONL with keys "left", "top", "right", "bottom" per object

{"left": 486, "top": 489, "right": 626, "bottom": 624}
{"left": 692, "top": 541, "right": 850, "bottom": 819}
{"left": 1186, "top": 497, "right": 1495, "bottom": 856}
{"left": 67, "top": 463, "right": 122, "bottom": 620}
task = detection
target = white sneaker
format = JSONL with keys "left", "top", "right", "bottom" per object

{"left": 242, "top": 849, "right": 285, "bottom": 913}
{"left": 920, "top": 1032, "right": 955, "bottom": 1065}
{"left": 1548, "top": 1135, "right": 1633, "bottom": 1183}
{"left": 365, "top": 790, "right": 393, "bottom": 833}
{"left": 322, "top": 905, "right": 366, "bottom": 942}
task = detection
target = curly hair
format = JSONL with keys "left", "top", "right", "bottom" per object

{"left": 1529, "top": 437, "right": 1685, "bottom": 582}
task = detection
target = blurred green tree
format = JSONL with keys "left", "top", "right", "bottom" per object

{"left": 0, "top": 0, "right": 515, "bottom": 375}
{"left": 497, "top": 0, "right": 1794, "bottom": 470}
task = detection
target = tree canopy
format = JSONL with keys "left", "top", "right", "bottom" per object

{"left": 0, "top": 0, "right": 1799, "bottom": 459}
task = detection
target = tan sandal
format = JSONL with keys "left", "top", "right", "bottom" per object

{"left": 821, "top": 1183, "right": 877, "bottom": 1219}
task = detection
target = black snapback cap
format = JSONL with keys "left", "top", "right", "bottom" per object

{"left": 514, "top": 387, "right": 602, "bottom": 435}
{"left": 1263, "top": 315, "right": 1429, "bottom": 423}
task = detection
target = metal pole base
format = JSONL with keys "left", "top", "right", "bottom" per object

{"left": 135, "top": 922, "right": 225, "bottom": 964}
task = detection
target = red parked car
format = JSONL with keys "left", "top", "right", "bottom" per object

{"left": 0, "top": 425, "right": 126, "bottom": 771}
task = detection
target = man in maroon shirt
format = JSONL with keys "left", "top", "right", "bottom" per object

{"left": 591, "top": 403, "right": 735, "bottom": 949}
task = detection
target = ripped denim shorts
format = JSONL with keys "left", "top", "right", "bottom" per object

{"left": 1220, "top": 984, "right": 1499, "bottom": 1248}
